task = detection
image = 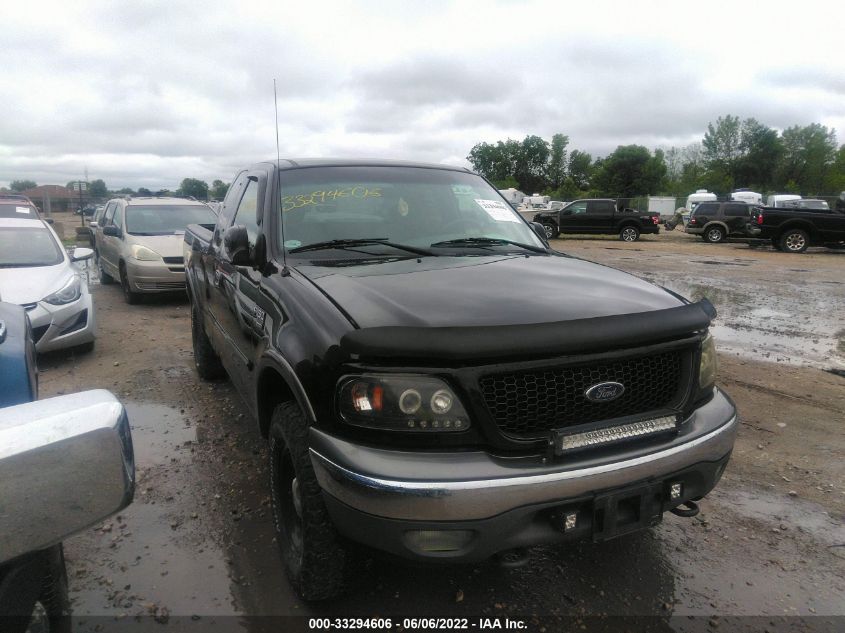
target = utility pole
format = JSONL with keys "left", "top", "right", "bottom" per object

{"left": 73, "top": 180, "right": 88, "bottom": 227}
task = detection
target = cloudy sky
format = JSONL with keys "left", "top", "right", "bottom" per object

{"left": 2, "top": 0, "right": 843, "bottom": 190}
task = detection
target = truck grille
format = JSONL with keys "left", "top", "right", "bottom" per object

{"left": 479, "top": 350, "right": 684, "bottom": 438}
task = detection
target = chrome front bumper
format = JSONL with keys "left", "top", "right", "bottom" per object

{"left": 310, "top": 388, "right": 738, "bottom": 522}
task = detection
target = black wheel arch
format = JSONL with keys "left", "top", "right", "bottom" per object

{"left": 776, "top": 221, "right": 818, "bottom": 242}
{"left": 256, "top": 351, "right": 317, "bottom": 438}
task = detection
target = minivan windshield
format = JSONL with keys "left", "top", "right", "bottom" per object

{"left": 0, "top": 226, "right": 63, "bottom": 267}
{"left": 125, "top": 205, "right": 216, "bottom": 235}
{"left": 279, "top": 166, "right": 544, "bottom": 255}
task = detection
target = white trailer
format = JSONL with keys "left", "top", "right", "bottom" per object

{"left": 647, "top": 196, "right": 678, "bottom": 219}
{"left": 524, "top": 194, "right": 550, "bottom": 209}
{"left": 686, "top": 189, "right": 717, "bottom": 213}
{"left": 730, "top": 190, "right": 762, "bottom": 205}
{"left": 766, "top": 194, "right": 802, "bottom": 208}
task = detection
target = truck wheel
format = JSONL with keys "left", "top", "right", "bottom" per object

{"left": 34, "top": 545, "right": 71, "bottom": 633}
{"left": 119, "top": 264, "right": 141, "bottom": 305}
{"left": 269, "top": 402, "right": 352, "bottom": 600}
{"left": 620, "top": 226, "right": 639, "bottom": 242}
{"left": 191, "top": 303, "right": 225, "bottom": 380}
{"left": 97, "top": 253, "right": 114, "bottom": 285}
{"left": 705, "top": 226, "right": 725, "bottom": 243}
{"left": 541, "top": 222, "right": 559, "bottom": 240}
{"left": 780, "top": 229, "right": 809, "bottom": 253}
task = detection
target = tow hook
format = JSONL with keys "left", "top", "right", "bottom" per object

{"left": 670, "top": 500, "right": 700, "bottom": 518}
{"left": 495, "top": 548, "right": 530, "bottom": 568}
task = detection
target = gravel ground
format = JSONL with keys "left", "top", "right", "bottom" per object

{"left": 37, "top": 230, "right": 845, "bottom": 631}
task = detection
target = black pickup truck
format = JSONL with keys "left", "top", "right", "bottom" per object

{"left": 747, "top": 205, "right": 845, "bottom": 253}
{"left": 532, "top": 198, "right": 660, "bottom": 241}
{"left": 184, "top": 159, "right": 737, "bottom": 599}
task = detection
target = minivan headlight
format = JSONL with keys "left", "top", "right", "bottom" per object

{"left": 130, "top": 245, "right": 162, "bottom": 261}
{"left": 699, "top": 333, "right": 718, "bottom": 390}
{"left": 43, "top": 275, "right": 82, "bottom": 305}
{"left": 338, "top": 375, "right": 470, "bottom": 432}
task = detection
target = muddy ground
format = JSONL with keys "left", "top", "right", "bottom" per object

{"left": 37, "top": 231, "right": 845, "bottom": 630}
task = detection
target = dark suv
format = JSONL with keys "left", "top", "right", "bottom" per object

{"left": 685, "top": 201, "right": 758, "bottom": 243}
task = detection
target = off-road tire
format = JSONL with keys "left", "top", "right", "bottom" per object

{"left": 269, "top": 402, "right": 351, "bottom": 600}
{"left": 705, "top": 225, "right": 725, "bottom": 243}
{"left": 191, "top": 302, "right": 225, "bottom": 380}
{"left": 37, "top": 545, "right": 71, "bottom": 633}
{"left": 542, "top": 221, "right": 559, "bottom": 240}
{"left": 97, "top": 254, "right": 114, "bottom": 285}
{"left": 780, "top": 228, "right": 809, "bottom": 254}
{"left": 619, "top": 225, "right": 640, "bottom": 242}
{"left": 119, "top": 264, "right": 140, "bottom": 305}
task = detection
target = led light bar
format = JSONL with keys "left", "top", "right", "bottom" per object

{"left": 557, "top": 415, "right": 677, "bottom": 452}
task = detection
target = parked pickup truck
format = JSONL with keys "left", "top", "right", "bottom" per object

{"left": 747, "top": 205, "right": 845, "bottom": 253}
{"left": 533, "top": 198, "right": 660, "bottom": 241}
{"left": 184, "top": 159, "right": 738, "bottom": 600}
{"left": 0, "top": 301, "right": 135, "bottom": 632}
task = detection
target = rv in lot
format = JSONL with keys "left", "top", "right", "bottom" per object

{"left": 766, "top": 194, "right": 802, "bottom": 208}
{"left": 686, "top": 189, "right": 717, "bottom": 213}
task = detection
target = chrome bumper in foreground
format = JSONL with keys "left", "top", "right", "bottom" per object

{"left": 310, "top": 388, "right": 737, "bottom": 522}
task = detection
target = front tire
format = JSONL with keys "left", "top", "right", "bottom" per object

{"left": 119, "top": 264, "right": 140, "bottom": 305}
{"left": 705, "top": 226, "right": 725, "bottom": 243}
{"left": 620, "top": 225, "right": 640, "bottom": 242}
{"left": 191, "top": 302, "right": 225, "bottom": 380}
{"left": 541, "top": 221, "right": 559, "bottom": 240}
{"left": 780, "top": 228, "right": 809, "bottom": 253}
{"left": 269, "top": 402, "right": 351, "bottom": 600}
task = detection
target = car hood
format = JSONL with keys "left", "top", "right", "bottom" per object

{"left": 0, "top": 263, "right": 74, "bottom": 304}
{"left": 127, "top": 233, "right": 185, "bottom": 258}
{"left": 296, "top": 254, "right": 684, "bottom": 329}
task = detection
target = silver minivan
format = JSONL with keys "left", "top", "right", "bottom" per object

{"left": 93, "top": 197, "right": 216, "bottom": 304}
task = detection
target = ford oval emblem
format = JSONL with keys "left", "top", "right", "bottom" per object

{"left": 585, "top": 381, "right": 625, "bottom": 402}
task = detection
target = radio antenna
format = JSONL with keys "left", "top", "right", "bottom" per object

{"left": 274, "top": 79, "right": 288, "bottom": 270}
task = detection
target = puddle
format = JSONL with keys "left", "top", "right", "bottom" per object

{"left": 67, "top": 401, "right": 240, "bottom": 618}
{"left": 650, "top": 275, "right": 845, "bottom": 371}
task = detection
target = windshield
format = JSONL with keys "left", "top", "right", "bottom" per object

{"left": 125, "top": 205, "right": 216, "bottom": 235}
{"left": 279, "top": 166, "right": 544, "bottom": 254}
{"left": 0, "top": 226, "right": 63, "bottom": 267}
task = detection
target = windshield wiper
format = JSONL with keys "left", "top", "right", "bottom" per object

{"left": 288, "top": 238, "right": 433, "bottom": 256}
{"left": 430, "top": 237, "right": 548, "bottom": 254}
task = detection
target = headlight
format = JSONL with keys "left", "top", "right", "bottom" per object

{"left": 338, "top": 374, "right": 470, "bottom": 432}
{"left": 698, "top": 333, "right": 718, "bottom": 390}
{"left": 43, "top": 275, "right": 82, "bottom": 305}
{"left": 130, "top": 245, "right": 162, "bottom": 261}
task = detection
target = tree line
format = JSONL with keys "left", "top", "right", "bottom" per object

{"left": 467, "top": 116, "right": 845, "bottom": 201}
{"left": 6, "top": 178, "right": 230, "bottom": 201}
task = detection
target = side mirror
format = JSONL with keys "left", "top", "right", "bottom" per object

{"left": 45, "top": 218, "right": 55, "bottom": 225}
{"left": 71, "top": 247, "right": 94, "bottom": 262}
{"left": 102, "top": 225, "right": 121, "bottom": 238}
{"left": 531, "top": 222, "right": 550, "bottom": 247}
{"left": 0, "top": 390, "right": 135, "bottom": 564}
{"left": 89, "top": 221, "right": 98, "bottom": 228}
{"left": 223, "top": 225, "right": 252, "bottom": 266}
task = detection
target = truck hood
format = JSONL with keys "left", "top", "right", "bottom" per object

{"left": 0, "top": 263, "right": 74, "bottom": 305}
{"left": 296, "top": 254, "right": 683, "bottom": 329}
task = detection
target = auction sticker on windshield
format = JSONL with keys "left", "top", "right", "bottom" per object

{"left": 16, "top": 206, "right": 32, "bottom": 214}
{"left": 475, "top": 199, "right": 520, "bottom": 222}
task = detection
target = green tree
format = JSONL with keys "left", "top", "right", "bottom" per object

{"left": 778, "top": 124, "right": 837, "bottom": 193}
{"left": 735, "top": 119, "right": 783, "bottom": 190}
{"left": 515, "top": 135, "right": 551, "bottom": 193}
{"left": 10, "top": 179, "right": 36, "bottom": 192}
{"left": 824, "top": 145, "right": 845, "bottom": 194}
{"left": 89, "top": 179, "right": 108, "bottom": 197}
{"left": 547, "top": 134, "right": 569, "bottom": 189}
{"left": 567, "top": 150, "right": 593, "bottom": 190}
{"left": 116, "top": 187, "right": 134, "bottom": 194}
{"left": 179, "top": 178, "right": 209, "bottom": 200}
{"left": 210, "top": 180, "right": 230, "bottom": 199}
{"left": 592, "top": 145, "right": 665, "bottom": 197}
{"left": 137, "top": 187, "right": 152, "bottom": 196}
{"left": 702, "top": 115, "right": 742, "bottom": 175}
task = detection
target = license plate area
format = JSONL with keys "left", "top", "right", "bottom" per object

{"left": 592, "top": 482, "right": 662, "bottom": 542}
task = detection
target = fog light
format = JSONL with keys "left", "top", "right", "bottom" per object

{"left": 564, "top": 512, "right": 578, "bottom": 531}
{"left": 670, "top": 482, "right": 683, "bottom": 500}
{"left": 404, "top": 529, "right": 474, "bottom": 553}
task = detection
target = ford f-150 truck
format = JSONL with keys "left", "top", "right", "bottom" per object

{"left": 184, "top": 159, "right": 737, "bottom": 600}
{"left": 746, "top": 205, "right": 845, "bottom": 253}
{"left": 532, "top": 198, "right": 660, "bottom": 241}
